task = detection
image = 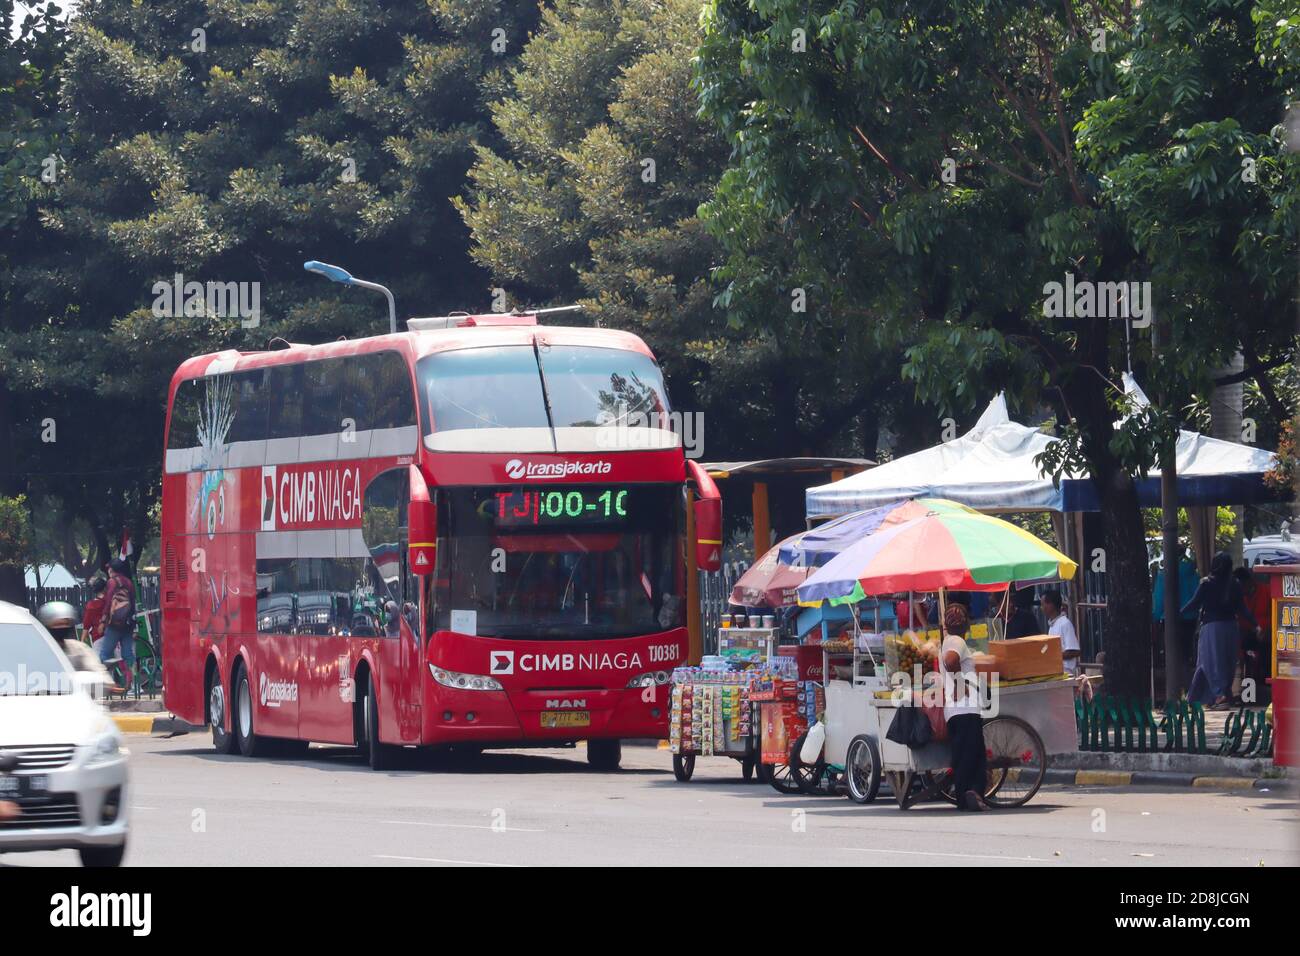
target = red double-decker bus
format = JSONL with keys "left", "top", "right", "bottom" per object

{"left": 159, "top": 313, "right": 721, "bottom": 769}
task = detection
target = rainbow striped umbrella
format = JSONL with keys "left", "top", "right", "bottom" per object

{"left": 797, "top": 502, "right": 1076, "bottom": 605}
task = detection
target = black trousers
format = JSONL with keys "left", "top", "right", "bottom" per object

{"left": 947, "top": 713, "right": 987, "bottom": 800}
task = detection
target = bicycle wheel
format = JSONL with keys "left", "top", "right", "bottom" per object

{"left": 758, "top": 759, "right": 803, "bottom": 795}
{"left": 788, "top": 732, "right": 831, "bottom": 795}
{"left": 981, "top": 715, "right": 1046, "bottom": 808}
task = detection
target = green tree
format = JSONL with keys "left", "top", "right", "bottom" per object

{"left": 4, "top": 0, "right": 539, "bottom": 566}
{"left": 696, "top": 0, "right": 1299, "bottom": 696}
{"left": 1, "top": 2, "right": 69, "bottom": 603}
{"left": 456, "top": 0, "right": 927, "bottom": 461}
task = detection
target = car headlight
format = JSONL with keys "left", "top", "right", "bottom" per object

{"left": 626, "top": 670, "right": 671, "bottom": 689}
{"left": 86, "top": 733, "right": 127, "bottom": 767}
{"left": 428, "top": 663, "right": 503, "bottom": 692}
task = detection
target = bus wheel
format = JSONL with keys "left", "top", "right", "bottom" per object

{"left": 233, "top": 665, "right": 269, "bottom": 758}
{"left": 587, "top": 739, "right": 621, "bottom": 771}
{"left": 364, "top": 680, "right": 397, "bottom": 771}
{"left": 208, "top": 672, "right": 237, "bottom": 755}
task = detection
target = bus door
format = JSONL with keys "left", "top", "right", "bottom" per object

{"left": 361, "top": 468, "right": 422, "bottom": 744}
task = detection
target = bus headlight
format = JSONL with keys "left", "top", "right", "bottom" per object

{"left": 626, "top": 670, "right": 671, "bottom": 689}
{"left": 428, "top": 664, "right": 503, "bottom": 692}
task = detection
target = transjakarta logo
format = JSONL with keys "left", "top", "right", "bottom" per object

{"left": 260, "top": 672, "right": 299, "bottom": 708}
{"left": 503, "top": 458, "right": 613, "bottom": 480}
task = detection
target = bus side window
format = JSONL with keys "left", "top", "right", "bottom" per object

{"left": 227, "top": 368, "right": 268, "bottom": 467}
{"left": 266, "top": 364, "right": 305, "bottom": 463}
{"left": 366, "top": 351, "right": 417, "bottom": 456}
{"left": 298, "top": 358, "right": 345, "bottom": 463}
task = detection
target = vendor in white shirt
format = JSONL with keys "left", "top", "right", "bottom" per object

{"left": 938, "top": 603, "right": 995, "bottom": 811}
{"left": 1040, "top": 589, "right": 1080, "bottom": 675}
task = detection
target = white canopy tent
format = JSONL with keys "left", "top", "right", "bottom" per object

{"left": 807, "top": 385, "right": 1278, "bottom": 519}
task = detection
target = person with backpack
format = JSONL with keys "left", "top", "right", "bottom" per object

{"left": 81, "top": 577, "right": 108, "bottom": 643}
{"left": 99, "top": 558, "right": 137, "bottom": 693}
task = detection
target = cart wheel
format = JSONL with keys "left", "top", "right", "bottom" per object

{"left": 740, "top": 756, "right": 756, "bottom": 782}
{"left": 672, "top": 753, "right": 695, "bottom": 782}
{"left": 888, "top": 770, "right": 915, "bottom": 809}
{"left": 788, "top": 732, "right": 832, "bottom": 796}
{"left": 923, "top": 770, "right": 960, "bottom": 805}
{"left": 759, "top": 760, "right": 802, "bottom": 795}
{"left": 845, "top": 735, "right": 881, "bottom": 804}
{"left": 981, "top": 715, "right": 1046, "bottom": 808}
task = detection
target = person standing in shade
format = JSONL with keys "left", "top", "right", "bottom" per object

{"left": 1183, "top": 552, "right": 1258, "bottom": 710}
{"left": 1004, "top": 587, "right": 1040, "bottom": 639}
{"left": 1040, "top": 589, "right": 1081, "bottom": 675}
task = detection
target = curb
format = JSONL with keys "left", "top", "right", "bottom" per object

{"left": 112, "top": 715, "right": 194, "bottom": 735}
{"left": 1045, "top": 766, "right": 1291, "bottom": 791}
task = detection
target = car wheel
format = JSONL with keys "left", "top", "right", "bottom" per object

{"left": 587, "top": 739, "right": 622, "bottom": 770}
{"left": 209, "top": 672, "right": 237, "bottom": 755}
{"left": 79, "top": 840, "right": 126, "bottom": 867}
{"left": 233, "top": 665, "right": 269, "bottom": 758}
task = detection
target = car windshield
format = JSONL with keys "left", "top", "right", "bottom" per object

{"left": 426, "top": 484, "right": 685, "bottom": 639}
{"left": 0, "top": 622, "right": 73, "bottom": 695}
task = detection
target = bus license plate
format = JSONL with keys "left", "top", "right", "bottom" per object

{"left": 540, "top": 711, "right": 590, "bottom": 728}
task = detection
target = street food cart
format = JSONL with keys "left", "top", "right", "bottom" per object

{"left": 668, "top": 632, "right": 792, "bottom": 783}
{"left": 795, "top": 499, "right": 1081, "bottom": 809}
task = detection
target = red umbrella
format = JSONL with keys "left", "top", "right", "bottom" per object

{"left": 729, "top": 537, "right": 814, "bottom": 608}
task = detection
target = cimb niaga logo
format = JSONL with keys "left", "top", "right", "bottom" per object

{"left": 50, "top": 886, "right": 151, "bottom": 936}
{"left": 503, "top": 458, "right": 612, "bottom": 480}
{"left": 259, "top": 672, "right": 299, "bottom": 708}
{"left": 489, "top": 650, "right": 515, "bottom": 675}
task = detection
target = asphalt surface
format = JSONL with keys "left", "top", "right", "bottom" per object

{"left": 5, "top": 733, "right": 1298, "bottom": 867}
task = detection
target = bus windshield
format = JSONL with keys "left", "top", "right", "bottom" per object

{"left": 417, "top": 344, "right": 673, "bottom": 452}
{"left": 426, "top": 484, "right": 685, "bottom": 639}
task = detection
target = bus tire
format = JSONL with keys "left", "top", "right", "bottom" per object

{"left": 587, "top": 739, "right": 621, "bottom": 770}
{"left": 208, "top": 668, "right": 237, "bottom": 755}
{"left": 233, "top": 664, "right": 269, "bottom": 758}
{"left": 364, "top": 679, "right": 397, "bottom": 771}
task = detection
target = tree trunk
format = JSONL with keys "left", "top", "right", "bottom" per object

{"left": 0, "top": 565, "right": 25, "bottom": 607}
{"left": 1093, "top": 462, "right": 1153, "bottom": 699}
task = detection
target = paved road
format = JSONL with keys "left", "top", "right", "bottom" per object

{"left": 6, "top": 734, "right": 1298, "bottom": 867}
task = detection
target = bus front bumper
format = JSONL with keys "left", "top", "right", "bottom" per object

{"left": 423, "top": 684, "right": 670, "bottom": 744}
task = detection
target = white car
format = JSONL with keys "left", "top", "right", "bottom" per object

{"left": 1243, "top": 535, "right": 1300, "bottom": 568}
{"left": 0, "top": 601, "right": 129, "bottom": 866}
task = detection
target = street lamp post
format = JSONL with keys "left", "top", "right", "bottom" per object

{"left": 303, "top": 260, "right": 397, "bottom": 334}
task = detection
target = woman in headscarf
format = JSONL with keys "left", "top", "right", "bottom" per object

{"left": 1182, "top": 552, "right": 1259, "bottom": 709}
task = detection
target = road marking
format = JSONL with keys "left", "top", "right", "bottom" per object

{"left": 374, "top": 854, "right": 519, "bottom": 867}
{"left": 382, "top": 820, "right": 543, "bottom": 833}
{"left": 842, "top": 846, "right": 1053, "bottom": 863}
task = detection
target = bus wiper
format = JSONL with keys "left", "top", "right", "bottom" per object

{"left": 532, "top": 336, "right": 558, "bottom": 452}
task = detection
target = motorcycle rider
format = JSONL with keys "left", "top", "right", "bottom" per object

{"left": 35, "top": 600, "right": 111, "bottom": 685}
